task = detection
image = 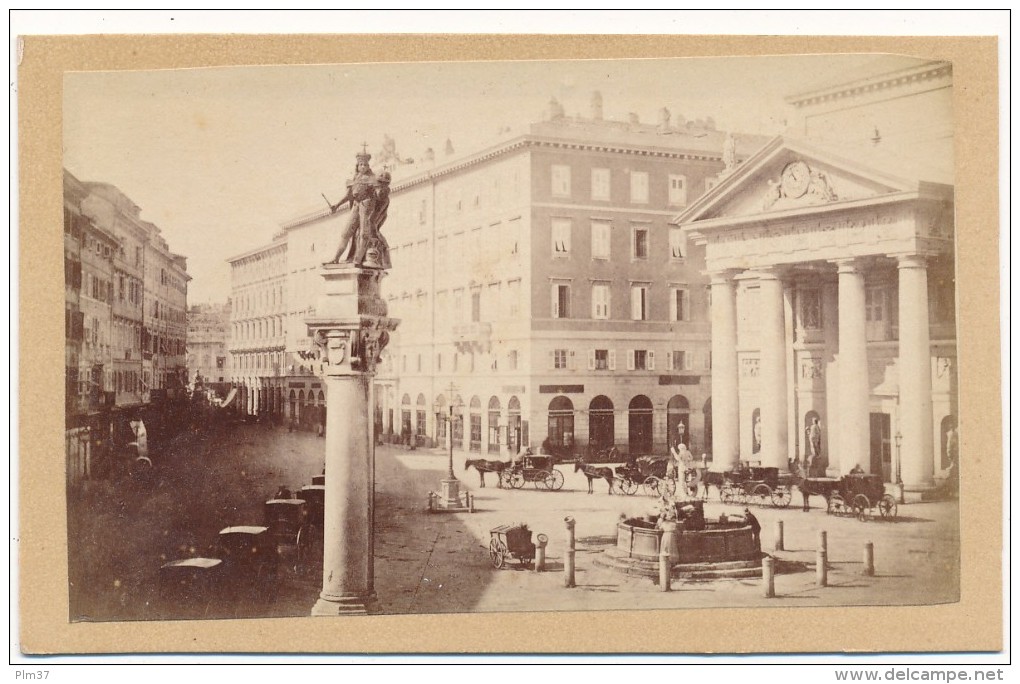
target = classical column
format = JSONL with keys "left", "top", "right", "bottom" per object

{"left": 757, "top": 270, "right": 789, "bottom": 470}
{"left": 307, "top": 264, "right": 399, "bottom": 615}
{"left": 709, "top": 271, "right": 740, "bottom": 471}
{"left": 784, "top": 283, "right": 798, "bottom": 465}
{"left": 897, "top": 254, "right": 935, "bottom": 489}
{"left": 835, "top": 259, "right": 870, "bottom": 474}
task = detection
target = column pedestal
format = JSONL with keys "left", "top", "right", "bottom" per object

{"left": 306, "top": 264, "right": 399, "bottom": 616}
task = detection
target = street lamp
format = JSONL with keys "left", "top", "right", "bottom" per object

{"left": 894, "top": 431, "right": 905, "bottom": 504}
{"left": 446, "top": 397, "right": 462, "bottom": 481}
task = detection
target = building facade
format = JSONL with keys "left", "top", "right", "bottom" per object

{"left": 186, "top": 302, "right": 232, "bottom": 393}
{"left": 64, "top": 170, "right": 191, "bottom": 482}
{"left": 252, "top": 95, "right": 766, "bottom": 456}
{"left": 677, "top": 60, "right": 956, "bottom": 492}
{"left": 226, "top": 237, "right": 289, "bottom": 420}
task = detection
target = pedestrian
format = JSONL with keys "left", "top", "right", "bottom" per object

{"left": 743, "top": 507, "right": 761, "bottom": 548}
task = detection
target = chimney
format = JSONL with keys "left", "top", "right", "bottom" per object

{"left": 590, "top": 91, "right": 603, "bottom": 120}
{"left": 444, "top": 138, "right": 454, "bottom": 156}
{"left": 628, "top": 112, "right": 640, "bottom": 125}
{"left": 658, "top": 107, "right": 671, "bottom": 132}
{"left": 423, "top": 147, "right": 435, "bottom": 163}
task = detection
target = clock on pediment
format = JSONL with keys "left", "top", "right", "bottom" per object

{"left": 780, "top": 160, "right": 812, "bottom": 199}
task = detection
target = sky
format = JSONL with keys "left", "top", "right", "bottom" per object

{"left": 64, "top": 54, "right": 896, "bottom": 304}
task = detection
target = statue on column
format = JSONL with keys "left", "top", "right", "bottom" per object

{"left": 327, "top": 149, "right": 392, "bottom": 269}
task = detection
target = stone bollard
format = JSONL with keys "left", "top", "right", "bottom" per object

{"left": 564, "top": 516, "right": 576, "bottom": 588}
{"left": 818, "top": 530, "right": 827, "bottom": 555}
{"left": 816, "top": 549, "right": 828, "bottom": 587}
{"left": 762, "top": 556, "right": 776, "bottom": 598}
{"left": 863, "top": 541, "right": 875, "bottom": 576}
{"left": 467, "top": 492, "right": 474, "bottom": 513}
{"left": 535, "top": 534, "right": 548, "bottom": 572}
{"left": 658, "top": 521, "right": 677, "bottom": 592}
{"left": 774, "top": 520, "right": 785, "bottom": 552}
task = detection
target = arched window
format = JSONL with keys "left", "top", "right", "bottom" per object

{"left": 628, "top": 395, "right": 653, "bottom": 455}
{"left": 507, "top": 396, "right": 522, "bottom": 453}
{"left": 469, "top": 396, "right": 482, "bottom": 452}
{"left": 547, "top": 396, "right": 575, "bottom": 451}
{"left": 416, "top": 393, "right": 427, "bottom": 437}
{"left": 666, "top": 395, "right": 690, "bottom": 448}
{"left": 588, "top": 395, "right": 615, "bottom": 451}
{"left": 487, "top": 396, "right": 501, "bottom": 454}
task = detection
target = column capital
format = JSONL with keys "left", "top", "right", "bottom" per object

{"left": 892, "top": 253, "right": 929, "bottom": 270}
{"left": 831, "top": 257, "right": 866, "bottom": 275}
{"left": 708, "top": 268, "right": 742, "bottom": 286}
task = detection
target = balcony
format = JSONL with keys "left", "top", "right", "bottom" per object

{"left": 452, "top": 322, "right": 492, "bottom": 354}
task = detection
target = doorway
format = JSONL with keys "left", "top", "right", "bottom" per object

{"left": 869, "top": 412, "right": 892, "bottom": 481}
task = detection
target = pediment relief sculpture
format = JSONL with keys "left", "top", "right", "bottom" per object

{"left": 763, "top": 160, "right": 838, "bottom": 211}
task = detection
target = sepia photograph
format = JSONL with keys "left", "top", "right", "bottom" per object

{"left": 61, "top": 53, "right": 962, "bottom": 620}
{"left": 16, "top": 23, "right": 1003, "bottom": 660}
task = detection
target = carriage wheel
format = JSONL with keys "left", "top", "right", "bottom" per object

{"left": 720, "top": 484, "right": 736, "bottom": 504}
{"left": 489, "top": 539, "right": 505, "bottom": 569}
{"left": 752, "top": 484, "right": 773, "bottom": 507}
{"left": 535, "top": 471, "right": 551, "bottom": 489}
{"left": 827, "top": 494, "right": 844, "bottom": 516}
{"left": 547, "top": 469, "right": 565, "bottom": 491}
{"left": 771, "top": 486, "right": 792, "bottom": 508}
{"left": 878, "top": 494, "right": 898, "bottom": 519}
{"left": 643, "top": 476, "right": 661, "bottom": 496}
{"left": 498, "top": 470, "right": 511, "bottom": 488}
{"left": 853, "top": 495, "right": 871, "bottom": 521}
{"left": 618, "top": 477, "right": 639, "bottom": 496}
{"left": 508, "top": 471, "right": 525, "bottom": 489}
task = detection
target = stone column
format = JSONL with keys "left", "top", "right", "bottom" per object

{"left": 307, "top": 264, "right": 398, "bottom": 615}
{"left": 709, "top": 271, "right": 740, "bottom": 470}
{"left": 757, "top": 270, "right": 789, "bottom": 470}
{"left": 897, "top": 254, "right": 935, "bottom": 489}
{"left": 784, "top": 283, "right": 798, "bottom": 466}
{"left": 835, "top": 258, "right": 870, "bottom": 474}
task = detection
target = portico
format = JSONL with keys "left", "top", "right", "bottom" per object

{"left": 677, "top": 137, "right": 956, "bottom": 493}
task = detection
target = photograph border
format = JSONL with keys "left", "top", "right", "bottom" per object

{"left": 17, "top": 32, "right": 1001, "bottom": 655}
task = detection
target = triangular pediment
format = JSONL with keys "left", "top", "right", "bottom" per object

{"left": 676, "top": 136, "right": 929, "bottom": 225}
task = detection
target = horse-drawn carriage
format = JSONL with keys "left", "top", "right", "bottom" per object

{"left": 488, "top": 524, "right": 541, "bottom": 569}
{"left": 800, "top": 473, "right": 897, "bottom": 521}
{"left": 501, "top": 454, "right": 565, "bottom": 491}
{"left": 718, "top": 465, "right": 794, "bottom": 508}
{"left": 613, "top": 455, "right": 701, "bottom": 497}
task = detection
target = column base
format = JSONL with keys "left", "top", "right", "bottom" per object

{"left": 311, "top": 592, "right": 378, "bottom": 616}
{"left": 439, "top": 478, "right": 462, "bottom": 508}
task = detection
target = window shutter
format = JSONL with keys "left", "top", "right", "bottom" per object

{"left": 669, "top": 289, "right": 678, "bottom": 322}
{"left": 648, "top": 350, "right": 656, "bottom": 371}
{"left": 549, "top": 350, "right": 555, "bottom": 369}
{"left": 667, "top": 350, "right": 674, "bottom": 371}
{"left": 551, "top": 286, "right": 559, "bottom": 318}
{"left": 588, "top": 350, "right": 596, "bottom": 370}
{"left": 631, "top": 288, "right": 640, "bottom": 320}
{"left": 609, "top": 350, "right": 617, "bottom": 371}
{"left": 569, "top": 350, "right": 576, "bottom": 370}
{"left": 627, "top": 350, "right": 635, "bottom": 371}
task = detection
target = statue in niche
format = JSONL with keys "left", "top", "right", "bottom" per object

{"left": 327, "top": 149, "right": 391, "bottom": 269}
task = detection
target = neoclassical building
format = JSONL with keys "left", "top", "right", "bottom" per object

{"left": 676, "top": 134, "right": 956, "bottom": 493}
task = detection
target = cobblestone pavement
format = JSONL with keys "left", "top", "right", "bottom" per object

{"left": 66, "top": 422, "right": 960, "bottom": 622}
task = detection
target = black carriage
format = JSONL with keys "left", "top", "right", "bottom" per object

{"left": 216, "top": 525, "right": 279, "bottom": 606}
{"left": 614, "top": 455, "right": 679, "bottom": 497}
{"left": 488, "top": 524, "right": 539, "bottom": 569}
{"left": 719, "top": 466, "right": 794, "bottom": 508}
{"left": 500, "top": 454, "right": 565, "bottom": 491}
{"left": 827, "top": 474, "right": 898, "bottom": 521}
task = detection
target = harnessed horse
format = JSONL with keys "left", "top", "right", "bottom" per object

{"left": 574, "top": 459, "right": 615, "bottom": 494}
{"left": 464, "top": 459, "right": 510, "bottom": 488}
